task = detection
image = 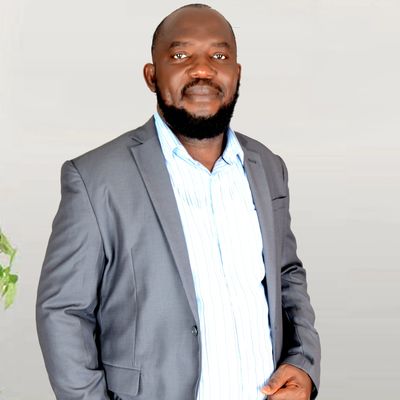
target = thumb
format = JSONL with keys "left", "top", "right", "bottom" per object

{"left": 261, "top": 368, "right": 286, "bottom": 395}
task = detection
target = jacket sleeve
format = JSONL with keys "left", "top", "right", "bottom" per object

{"left": 36, "top": 160, "right": 110, "bottom": 400}
{"left": 277, "top": 157, "right": 321, "bottom": 399}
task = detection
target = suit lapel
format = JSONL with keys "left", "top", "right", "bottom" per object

{"left": 128, "top": 119, "right": 199, "bottom": 325}
{"left": 239, "top": 138, "right": 279, "bottom": 362}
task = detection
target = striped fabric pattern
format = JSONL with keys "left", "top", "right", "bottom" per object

{"left": 154, "top": 113, "right": 274, "bottom": 400}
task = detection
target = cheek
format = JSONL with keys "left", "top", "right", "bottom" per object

{"left": 157, "top": 71, "right": 185, "bottom": 105}
{"left": 161, "top": 90, "right": 174, "bottom": 105}
{"left": 170, "top": 75, "right": 187, "bottom": 103}
{"left": 222, "top": 74, "right": 239, "bottom": 97}
{"left": 160, "top": 86, "right": 181, "bottom": 106}
{"left": 220, "top": 65, "right": 240, "bottom": 87}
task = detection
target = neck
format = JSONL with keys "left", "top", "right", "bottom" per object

{"left": 157, "top": 108, "right": 228, "bottom": 172}
{"left": 176, "top": 132, "right": 226, "bottom": 172}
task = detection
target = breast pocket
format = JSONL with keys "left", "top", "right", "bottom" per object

{"left": 271, "top": 196, "right": 288, "bottom": 253}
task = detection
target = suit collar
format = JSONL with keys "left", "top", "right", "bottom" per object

{"left": 128, "top": 117, "right": 157, "bottom": 145}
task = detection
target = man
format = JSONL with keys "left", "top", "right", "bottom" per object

{"left": 36, "top": 4, "right": 320, "bottom": 400}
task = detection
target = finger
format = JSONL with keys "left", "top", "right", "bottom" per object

{"left": 265, "top": 386, "right": 308, "bottom": 400}
{"left": 265, "top": 386, "right": 291, "bottom": 400}
{"left": 261, "top": 367, "right": 289, "bottom": 395}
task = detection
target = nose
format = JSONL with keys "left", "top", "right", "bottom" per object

{"left": 187, "top": 56, "right": 216, "bottom": 80}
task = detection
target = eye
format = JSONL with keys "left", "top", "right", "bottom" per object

{"left": 212, "top": 53, "right": 227, "bottom": 60}
{"left": 173, "top": 52, "right": 188, "bottom": 60}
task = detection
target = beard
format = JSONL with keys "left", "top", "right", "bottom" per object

{"left": 155, "top": 79, "right": 240, "bottom": 140}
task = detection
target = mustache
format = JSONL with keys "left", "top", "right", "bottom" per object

{"left": 181, "top": 79, "right": 223, "bottom": 96}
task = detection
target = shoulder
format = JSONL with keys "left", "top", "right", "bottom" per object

{"left": 69, "top": 117, "right": 156, "bottom": 174}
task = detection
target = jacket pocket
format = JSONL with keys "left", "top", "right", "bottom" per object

{"left": 104, "top": 363, "right": 141, "bottom": 397}
{"left": 271, "top": 196, "right": 287, "bottom": 211}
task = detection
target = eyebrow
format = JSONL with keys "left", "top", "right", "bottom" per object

{"left": 168, "top": 41, "right": 191, "bottom": 50}
{"left": 168, "top": 41, "right": 231, "bottom": 50}
{"left": 211, "top": 41, "right": 231, "bottom": 49}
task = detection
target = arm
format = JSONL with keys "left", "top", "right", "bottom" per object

{"left": 264, "top": 158, "right": 321, "bottom": 399}
{"left": 36, "top": 161, "right": 109, "bottom": 400}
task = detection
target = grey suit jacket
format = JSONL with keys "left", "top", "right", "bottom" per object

{"left": 36, "top": 117, "right": 321, "bottom": 400}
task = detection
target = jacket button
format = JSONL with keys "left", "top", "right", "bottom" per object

{"left": 191, "top": 325, "right": 198, "bottom": 336}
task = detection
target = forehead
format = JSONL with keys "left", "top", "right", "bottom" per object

{"left": 155, "top": 8, "right": 236, "bottom": 52}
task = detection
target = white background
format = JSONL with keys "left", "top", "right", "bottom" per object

{"left": 1, "top": 1, "right": 399, "bottom": 399}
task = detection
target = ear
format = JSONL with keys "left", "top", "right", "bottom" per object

{"left": 143, "top": 63, "right": 156, "bottom": 92}
{"left": 237, "top": 63, "right": 242, "bottom": 81}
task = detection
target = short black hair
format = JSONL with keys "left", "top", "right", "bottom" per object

{"left": 151, "top": 4, "right": 236, "bottom": 55}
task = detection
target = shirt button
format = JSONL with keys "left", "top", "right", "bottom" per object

{"left": 191, "top": 325, "right": 198, "bottom": 336}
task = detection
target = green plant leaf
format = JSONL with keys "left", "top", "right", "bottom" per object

{"left": 4, "top": 281, "right": 16, "bottom": 308}
{"left": 0, "top": 230, "right": 18, "bottom": 309}
{"left": 0, "top": 230, "right": 16, "bottom": 257}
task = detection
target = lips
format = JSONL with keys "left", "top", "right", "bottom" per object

{"left": 184, "top": 85, "right": 220, "bottom": 96}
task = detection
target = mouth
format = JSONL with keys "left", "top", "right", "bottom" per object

{"left": 184, "top": 85, "right": 219, "bottom": 96}
{"left": 182, "top": 81, "right": 222, "bottom": 101}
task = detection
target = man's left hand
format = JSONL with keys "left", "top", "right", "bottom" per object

{"left": 261, "top": 363, "right": 312, "bottom": 400}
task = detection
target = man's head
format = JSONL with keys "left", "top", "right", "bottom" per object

{"left": 143, "top": 4, "right": 241, "bottom": 139}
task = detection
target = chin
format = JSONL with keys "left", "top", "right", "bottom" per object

{"left": 188, "top": 111, "right": 215, "bottom": 119}
{"left": 183, "top": 104, "right": 220, "bottom": 119}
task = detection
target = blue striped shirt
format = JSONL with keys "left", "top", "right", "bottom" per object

{"left": 154, "top": 113, "right": 274, "bottom": 400}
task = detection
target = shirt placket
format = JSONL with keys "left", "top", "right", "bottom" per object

{"left": 208, "top": 165, "right": 244, "bottom": 398}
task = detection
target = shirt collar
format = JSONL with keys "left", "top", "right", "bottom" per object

{"left": 154, "top": 112, "right": 244, "bottom": 167}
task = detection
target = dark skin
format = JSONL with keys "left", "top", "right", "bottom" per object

{"left": 143, "top": 7, "right": 313, "bottom": 400}
{"left": 143, "top": 7, "right": 240, "bottom": 171}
